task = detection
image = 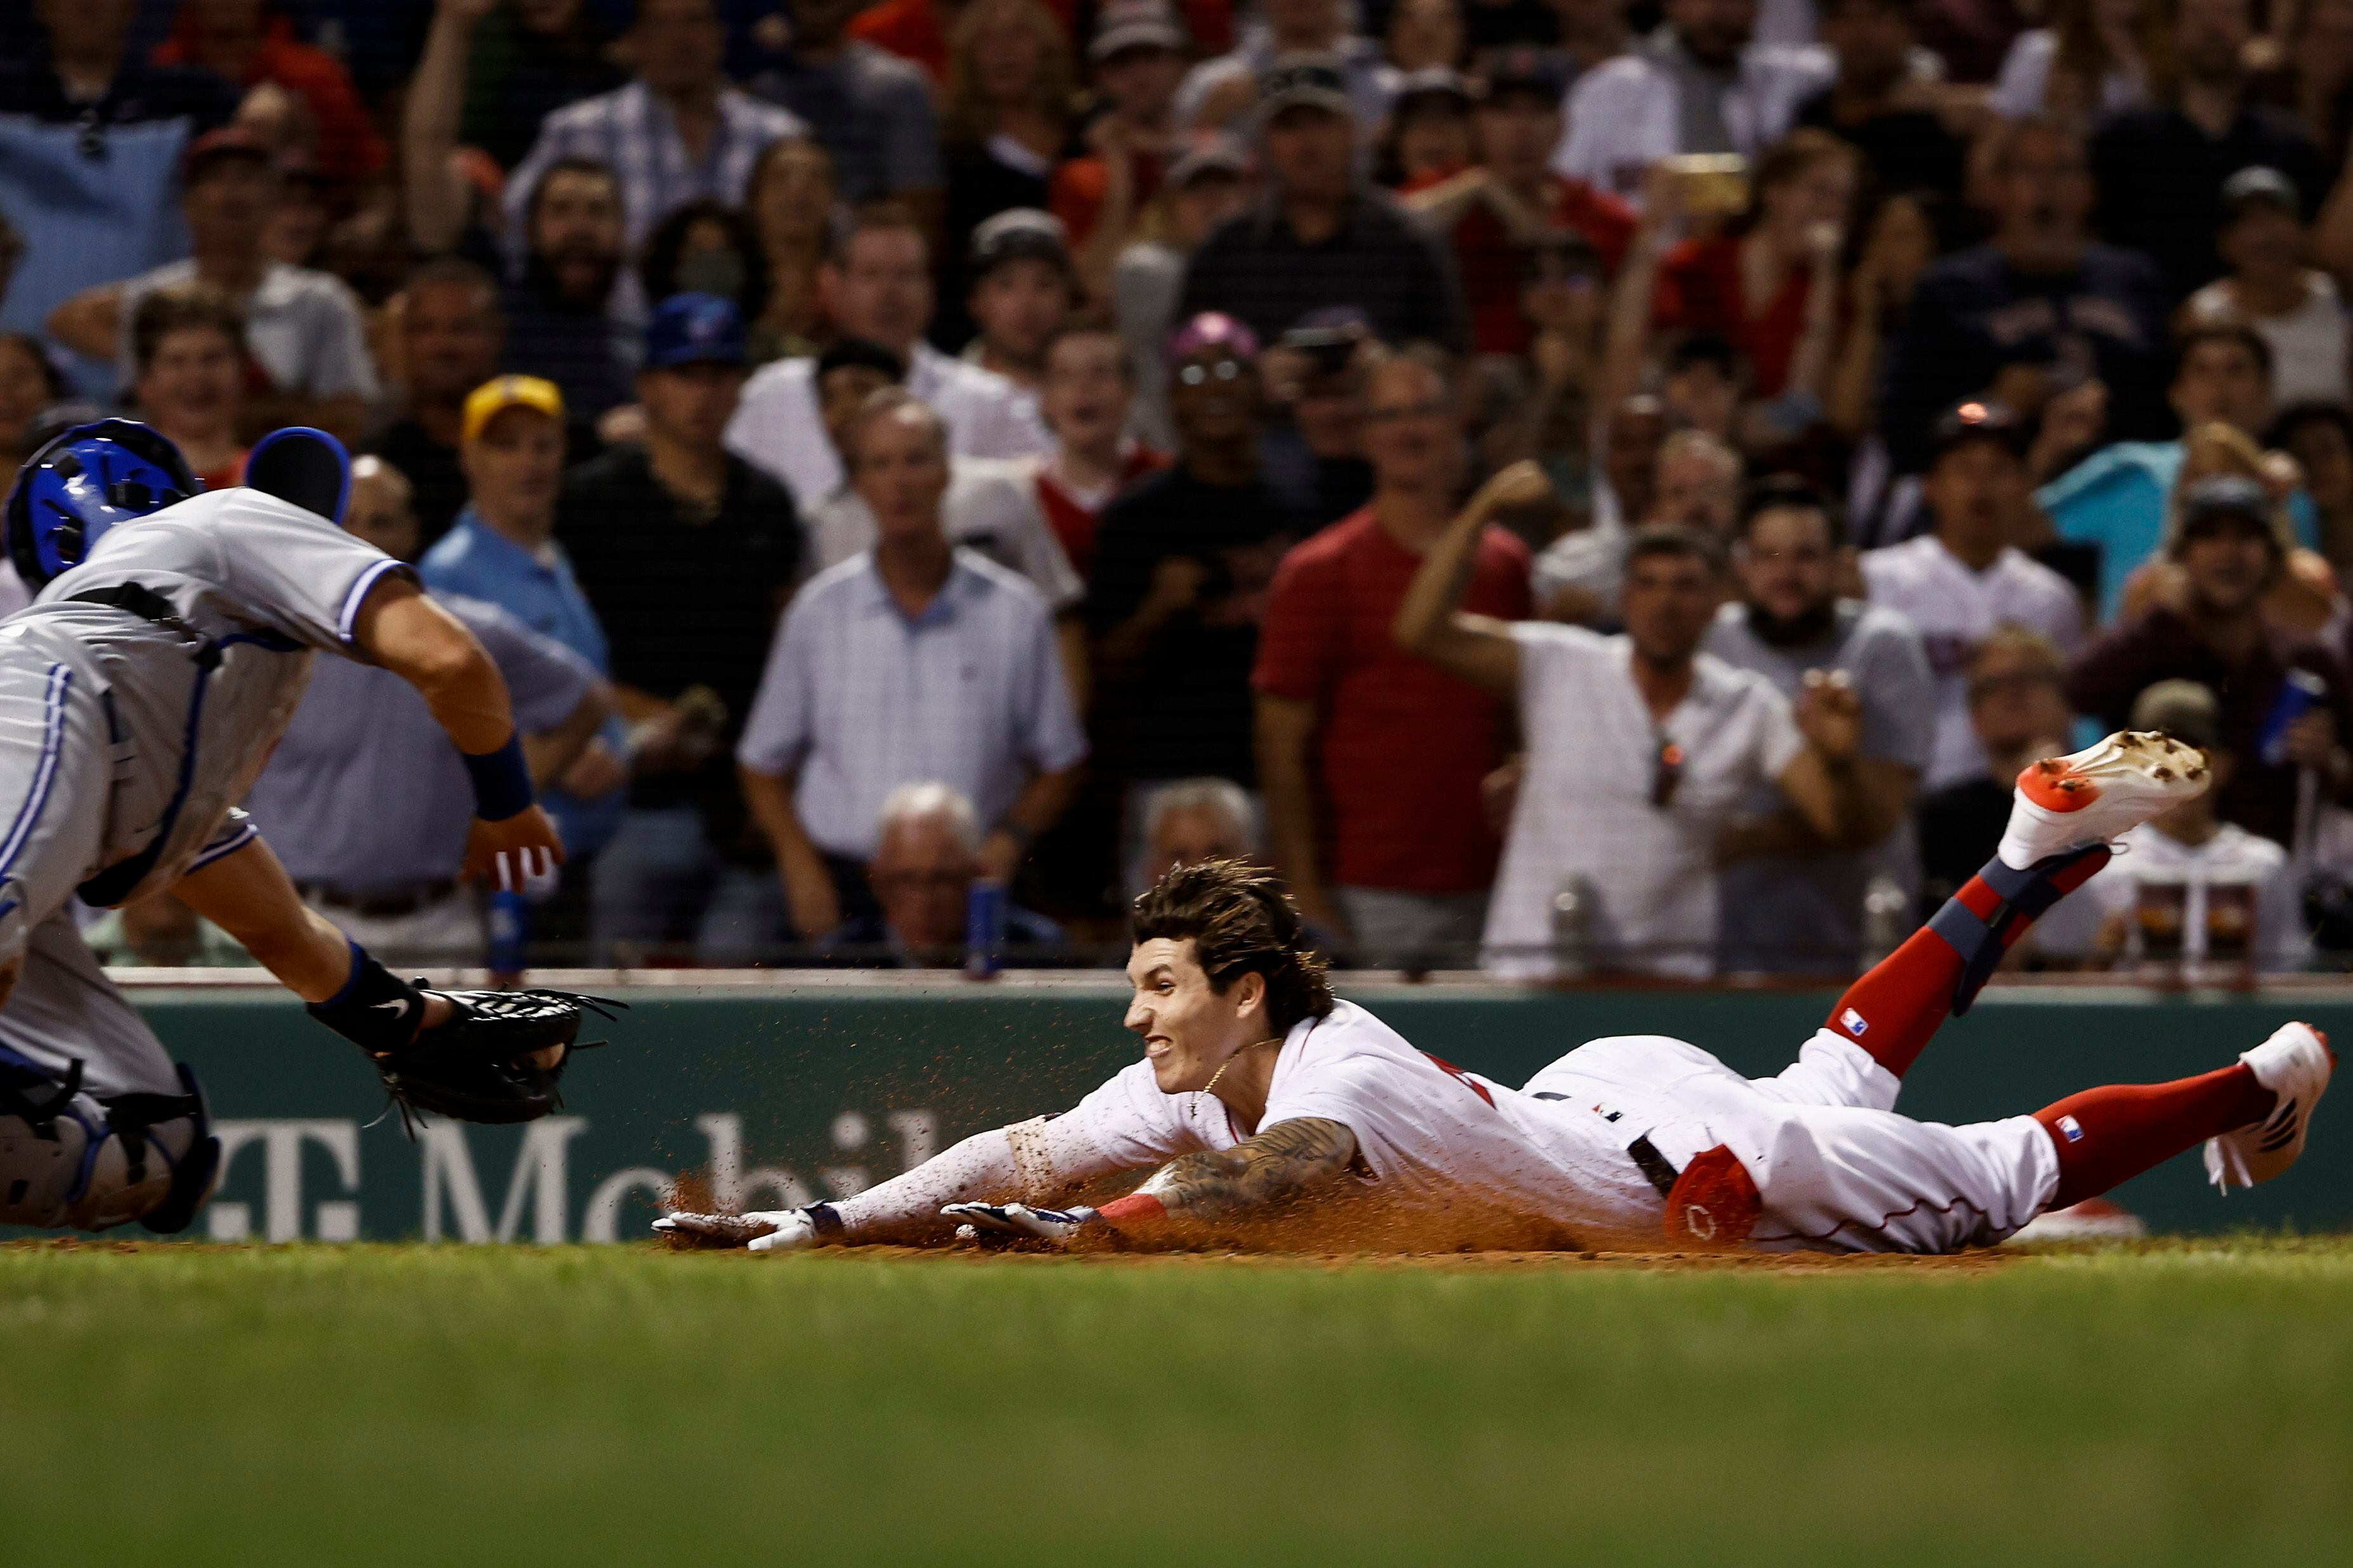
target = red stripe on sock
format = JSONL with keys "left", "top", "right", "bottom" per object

{"left": 1823, "top": 924, "right": 1964, "bottom": 1079}
{"left": 1825, "top": 852, "right": 2115, "bottom": 1081}
{"left": 2033, "top": 1065, "right": 2274, "bottom": 1209}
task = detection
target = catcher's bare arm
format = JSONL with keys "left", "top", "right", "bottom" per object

{"left": 175, "top": 832, "right": 384, "bottom": 1002}
{"left": 1121, "top": 1118, "right": 1358, "bottom": 1222}
{"left": 351, "top": 575, "right": 520, "bottom": 753}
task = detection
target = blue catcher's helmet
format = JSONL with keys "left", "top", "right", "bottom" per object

{"left": 4, "top": 419, "right": 200, "bottom": 590}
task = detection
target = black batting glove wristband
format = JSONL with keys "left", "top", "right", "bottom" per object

{"left": 307, "top": 941, "right": 426, "bottom": 1056}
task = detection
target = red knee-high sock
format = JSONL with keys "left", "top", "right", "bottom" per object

{"left": 2033, "top": 1066, "right": 2275, "bottom": 1209}
{"left": 1825, "top": 850, "right": 2113, "bottom": 1080}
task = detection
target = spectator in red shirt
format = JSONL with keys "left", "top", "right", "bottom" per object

{"left": 1654, "top": 127, "right": 1858, "bottom": 398}
{"left": 851, "top": 0, "right": 1072, "bottom": 82}
{"left": 1402, "top": 48, "right": 1637, "bottom": 356}
{"left": 1031, "top": 321, "right": 1166, "bottom": 575}
{"left": 1255, "top": 351, "right": 1533, "bottom": 959}
{"left": 153, "top": 0, "right": 388, "bottom": 190}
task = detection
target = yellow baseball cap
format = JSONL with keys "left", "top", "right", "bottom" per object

{"left": 460, "top": 375, "right": 565, "bottom": 443}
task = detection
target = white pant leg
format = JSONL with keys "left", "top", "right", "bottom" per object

{"left": 1752, "top": 1029, "right": 1903, "bottom": 1113}
{"left": 1740, "top": 1105, "right": 2061, "bottom": 1254}
{"left": 1527, "top": 1033, "right": 2057, "bottom": 1255}
{"left": 0, "top": 907, "right": 181, "bottom": 1098}
{"left": 0, "top": 652, "right": 112, "bottom": 987}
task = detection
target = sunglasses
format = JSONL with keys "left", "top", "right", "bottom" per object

{"left": 1178, "top": 359, "right": 1247, "bottom": 386}
{"left": 1651, "top": 737, "right": 1685, "bottom": 809}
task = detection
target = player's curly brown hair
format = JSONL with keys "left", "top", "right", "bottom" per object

{"left": 1130, "top": 860, "right": 1336, "bottom": 1034}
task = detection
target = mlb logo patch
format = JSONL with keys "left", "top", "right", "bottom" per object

{"left": 2057, "top": 1115, "right": 2085, "bottom": 1143}
{"left": 1840, "top": 1008, "right": 1869, "bottom": 1038}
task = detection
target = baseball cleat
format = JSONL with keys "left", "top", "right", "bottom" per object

{"left": 2205, "top": 1022, "right": 2335, "bottom": 1192}
{"left": 1996, "top": 730, "right": 2210, "bottom": 870}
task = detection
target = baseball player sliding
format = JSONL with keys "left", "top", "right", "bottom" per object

{"left": 0, "top": 420, "right": 609, "bottom": 1236}
{"left": 665, "top": 731, "right": 2333, "bottom": 1254}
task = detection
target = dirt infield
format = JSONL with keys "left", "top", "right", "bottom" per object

{"left": 772, "top": 1241, "right": 2026, "bottom": 1273}
{"left": 8, "top": 1233, "right": 2020, "bottom": 1271}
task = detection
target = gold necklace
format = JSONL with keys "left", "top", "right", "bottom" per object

{"left": 1202, "top": 1037, "right": 1278, "bottom": 1096}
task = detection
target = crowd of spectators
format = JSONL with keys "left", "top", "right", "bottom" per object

{"left": 10, "top": 0, "right": 2353, "bottom": 978}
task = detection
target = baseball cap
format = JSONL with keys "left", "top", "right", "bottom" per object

{"left": 1391, "top": 67, "right": 1472, "bottom": 118}
{"left": 1166, "top": 310, "right": 1262, "bottom": 363}
{"left": 969, "top": 208, "right": 1074, "bottom": 278}
{"left": 1258, "top": 53, "right": 1353, "bottom": 124}
{"left": 2177, "top": 472, "right": 2274, "bottom": 534}
{"left": 1089, "top": 0, "right": 1185, "bottom": 62}
{"left": 2128, "top": 678, "right": 2224, "bottom": 752}
{"left": 1480, "top": 46, "right": 1566, "bottom": 103}
{"left": 1166, "top": 131, "right": 1250, "bottom": 187}
{"left": 184, "top": 127, "right": 273, "bottom": 182}
{"left": 462, "top": 375, "right": 565, "bottom": 442}
{"left": 1931, "top": 399, "right": 2026, "bottom": 461}
{"left": 2221, "top": 165, "right": 2300, "bottom": 221}
{"left": 643, "top": 292, "right": 747, "bottom": 369}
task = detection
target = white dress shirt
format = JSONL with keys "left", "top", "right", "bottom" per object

{"left": 725, "top": 342, "right": 1053, "bottom": 512}
{"left": 735, "top": 549, "right": 1086, "bottom": 859}
{"left": 803, "top": 457, "right": 1083, "bottom": 609}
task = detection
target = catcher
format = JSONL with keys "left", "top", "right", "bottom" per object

{"left": 0, "top": 420, "right": 608, "bottom": 1236}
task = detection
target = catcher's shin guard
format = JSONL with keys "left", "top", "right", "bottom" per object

{"left": 0, "top": 1048, "right": 216, "bottom": 1232}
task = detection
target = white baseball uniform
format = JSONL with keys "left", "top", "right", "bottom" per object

{"left": 831, "top": 999, "right": 2061, "bottom": 1254}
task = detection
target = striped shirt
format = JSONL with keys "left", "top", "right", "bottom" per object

{"left": 736, "top": 550, "right": 1087, "bottom": 859}
{"left": 503, "top": 80, "right": 806, "bottom": 256}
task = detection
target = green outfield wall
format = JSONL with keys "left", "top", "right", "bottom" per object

{"left": 117, "top": 982, "right": 2353, "bottom": 1244}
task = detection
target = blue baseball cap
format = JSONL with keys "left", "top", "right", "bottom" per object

{"left": 644, "top": 292, "right": 746, "bottom": 369}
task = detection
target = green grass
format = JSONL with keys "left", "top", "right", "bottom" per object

{"left": 4, "top": 1240, "right": 2350, "bottom": 1566}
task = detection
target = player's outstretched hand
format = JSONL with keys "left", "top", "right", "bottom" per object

{"left": 942, "top": 1202, "right": 1100, "bottom": 1245}
{"left": 652, "top": 1209, "right": 820, "bottom": 1252}
{"left": 464, "top": 805, "right": 567, "bottom": 892}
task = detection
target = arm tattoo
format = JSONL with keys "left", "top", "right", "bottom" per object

{"left": 1132, "top": 1118, "right": 1357, "bottom": 1222}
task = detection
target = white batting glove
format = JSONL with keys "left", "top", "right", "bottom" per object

{"left": 651, "top": 1208, "right": 821, "bottom": 1252}
{"left": 942, "top": 1202, "right": 1100, "bottom": 1244}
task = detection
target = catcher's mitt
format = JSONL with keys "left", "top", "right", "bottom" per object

{"left": 307, "top": 954, "right": 623, "bottom": 1131}
{"left": 370, "top": 987, "right": 623, "bottom": 1129}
